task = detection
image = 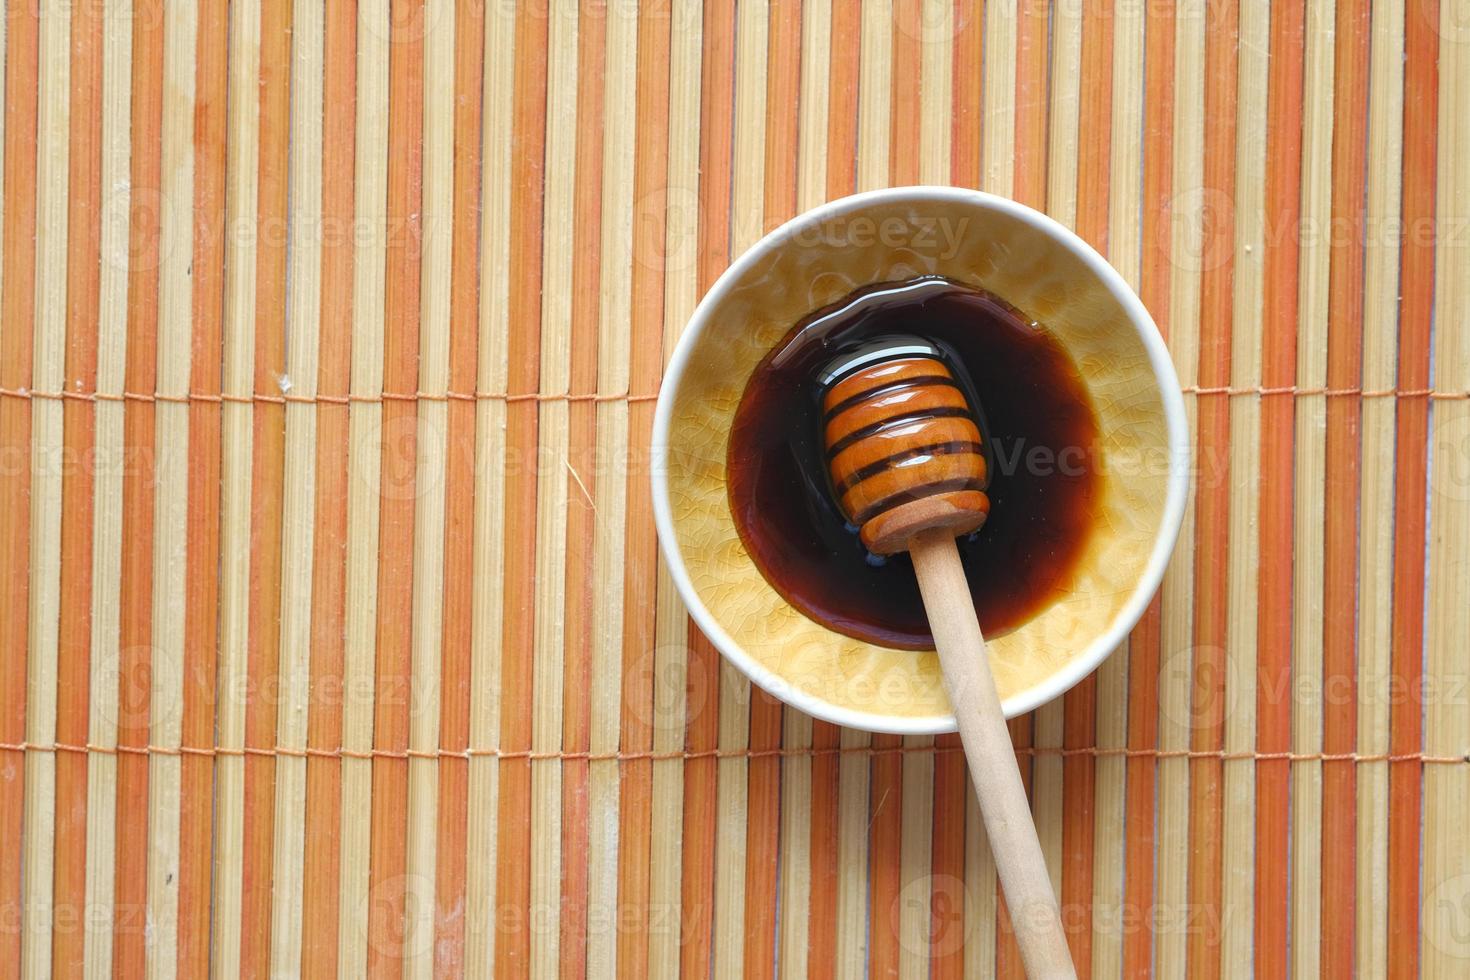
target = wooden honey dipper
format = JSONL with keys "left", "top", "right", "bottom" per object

{"left": 820, "top": 338, "right": 1076, "bottom": 979}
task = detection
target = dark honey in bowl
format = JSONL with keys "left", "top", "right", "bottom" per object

{"left": 726, "top": 276, "right": 1102, "bottom": 649}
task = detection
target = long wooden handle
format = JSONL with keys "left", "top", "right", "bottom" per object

{"left": 909, "top": 529, "right": 1076, "bottom": 980}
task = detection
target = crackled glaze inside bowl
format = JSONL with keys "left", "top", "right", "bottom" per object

{"left": 660, "top": 191, "right": 1176, "bottom": 728}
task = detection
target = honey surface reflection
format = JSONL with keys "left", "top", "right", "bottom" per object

{"left": 727, "top": 277, "right": 1103, "bottom": 649}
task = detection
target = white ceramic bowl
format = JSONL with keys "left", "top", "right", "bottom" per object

{"left": 652, "top": 187, "right": 1189, "bottom": 734}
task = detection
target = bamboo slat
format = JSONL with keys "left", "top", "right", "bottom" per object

{"left": 0, "top": 3, "right": 36, "bottom": 976}
{"left": 1221, "top": 0, "right": 1269, "bottom": 972}
{"left": 1423, "top": 7, "right": 1470, "bottom": 975}
{"left": 268, "top": 1, "right": 324, "bottom": 972}
{"left": 24, "top": 2, "right": 69, "bottom": 976}
{"left": 743, "top": 2, "right": 797, "bottom": 975}
{"left": 52, "top": 5, "right": 103, "bottom": 978}
{"left": 82, "top": 5, "right": 132, "bottom": 976}
{"left": 709, "top": 3, "right": 767, "bottom": 972}
{"left": 616, "top": 0, "right": 672, "bottom": 974}
{"left": 494, "top": 2, "right": 549, "bottom": 975}
{"left": 1291, "top": 1, "right": 1336, "bottom": 973}
{"left": 1256, "top": 0, "right": 1309, "bottom": 974}
{"left": 778, "top": 3, "right": 829, "bottom": 974}
{"left": 968, "top": 5, "right": 1013, "bottom": 973}
{"left": 1090, "top": 3, "right": 1142, "bottom": 975}
{"left": 405, "top": 3, "right": 454, "bottom": 976}
{"left": 1322, "top": 2, "right": 1371, "bottom": 973}
{"left": 241, "top": 2, "right": 290, "bottom": 974}
{"left": 1121, "top": 0, "right": 1175, "bottom": 973}
{"left": 530, "top": 4, "right": 574, "bottom": 978}
{"left": 1, "top": 2, "right": 1467, "bottom": 976}
{"left": 1036, "top": 0, "right": 1081, "bottom": 966}
{"left": 466, "top": 4, "right": 514, "bottom": 975}
{"left": 111, "top": 2, "right": 161, "bottom": 973}
{"left": 1156, "top": 4, "right": 1205, "bottom": 976}
{"left": 1357, "top": 2, "right": 1406, "bottom": 974}
{"left": 211, "top": 1, "right": 259, "bottom": 973}
{"left": 1186, "top": 2, "right": 1237, "bottom": 976}
{"left": 586, "top": 0, "right": 634, "bottom": 976}
{"left": 650, "top": 6, "right": 702, "bottom": 975}
{"left": 299, "top": 1, "right": 357, "bottom": 973}
{"left": 1389, "top": 0, "right": 1432, "bottom": 954}
{"left": 336, "top": 2, "right": 390, "bottom": 976}
{"left": 680, "top": 2, "right": 732, "bottom": 975}
{"left": 557, "top": 2, "right": 600, "bottom": 976}
{"left": 177, "top": 3, "right": 226, "bottom": 976}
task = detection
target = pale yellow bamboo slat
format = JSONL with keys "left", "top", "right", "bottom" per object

{"left": 776, "top": 703, "right": 813, "bottom": 975}
{"left": 648, "top": 1, "right": 704, "bottom": 976}
{"left": 712, "top": 7, "right": 769, "bottom": 973}
{"left": 648, "top": 575, "right": 688, "bottom": 980}
{"left": 1034, "top": 0, "right": 1083, "bottom": 916}
{"left": 82, "top": 4, "right": 133, "bottom": 974}
{"left": 980, "top": 0, "right": 1015, "bottom": 195}
{"left": 968, "top": 4, "right": 1015, "bottom": 971}
{"left": 1357, "top": 2, "right": 1405, "bottom": 974}
{"left": 1045, "top": 0, "right": 1082, "bottom": 226}
{"left": 831, "top": 6, "right": 893, "bottom": 976}
{"left": 857, "top": 0, "right": 891, "bottom": 196}
{"left": 211, "top": 1, "right": 261, "bottom": 973}
{"left": 528, "top": 4, "right": 576, "bottom": 976}
{"left": 1291, "top": 2, "right": 1335, "bottom": 973}
{"left": 267, "top": 1, "right": 325, "bottom": 972}
{"left": 337, "top": 1, "right": 390, "bottom": 974}
{"left": 776, "top": 2, "right": 831, "bottom": 975}
{"left": 464, "top": 5, "right": 516, "bottom": 976}
{"left": 1219, "top": 0, "right": 1269, "bottom": 970}
{"left": 898, "top": 736, "right": 935, "bottom": 978}
{"left": 22, "top": 3, "right": 69, "bottom": 975}
{"left": 834, "top": 726, "right": 871, "bottom": 980}
{"left": 584, "top": 0, "right": 635, "bottom": 974}
{"left": 144, "top": 6, "right": 196, "bottom": 976}
{"left": 1422, "top": 8, "right": 1470, "bottom": 974}
{"left": 1091, "top": 4, "right": 1145, "bottom": 973}
{"left": 895, "top": 8, "right": 952, "bottom": 973}
{"left": 402, "top": 2, "right": 454, "bottom": 976}
{"left": 1155, "top": 1, "right": 1206, "bottom": 973}
{"left": 916, "top": 0, "right": 952, "bottom": 186}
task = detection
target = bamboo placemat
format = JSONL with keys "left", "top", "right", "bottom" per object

{"left": 1, "top": 0, "right": 1468, "bottom": 977}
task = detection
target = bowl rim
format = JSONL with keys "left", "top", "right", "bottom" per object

{"left": 651, "top": 185, "right": 1191, "bottom": 735}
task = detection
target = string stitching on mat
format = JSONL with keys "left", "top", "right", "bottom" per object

{"left": 0, "top": 740, "right": 1464, "bottom": 764}
{"left": 0, "top": 386, "right": 660, "bottom": 405}
{"left": 3, "top": 385, "right": 1469, "bottom": 405}
{"left": 1181, "top": 384, "right": 1466, "bottom": 398}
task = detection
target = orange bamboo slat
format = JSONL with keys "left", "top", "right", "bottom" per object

{"left": 239, "top": 2, "right": 292, "bottom": 974}
{"left": 1186, "top": 2, "right": 1238, "bottom": 976}
{"left": 1059, "top": 0, "right": 1114, "bottom": 970}
{"left": 679, "top": 2, "right": 735, "bottom": 976}
{"left": 177, "top": 3, "right": 227, "bottom": 976}
{"left": 1254, "top": 4, "right": 1308, "bottom": 978}
{"left": 50, "top": 1, "right": 102, "bottom": 975}
{"left": 1389, "top": 0, "right": 1439, "bottom": 972}
{"left": 1321, "top": 0, "right": 1372, "bottom": 972}
{"left": 298, "top": 1, "right": 357, "bottom": 974}
{"left": 110, "top": 3, "right": 163, "bottom": 974}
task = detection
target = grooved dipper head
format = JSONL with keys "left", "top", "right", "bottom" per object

{"left": 819, "top": 336, "right": 991, "bottom": 555}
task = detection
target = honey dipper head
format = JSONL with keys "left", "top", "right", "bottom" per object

{"left": 819, "top": 337, "right": 990, "bottom": 555}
